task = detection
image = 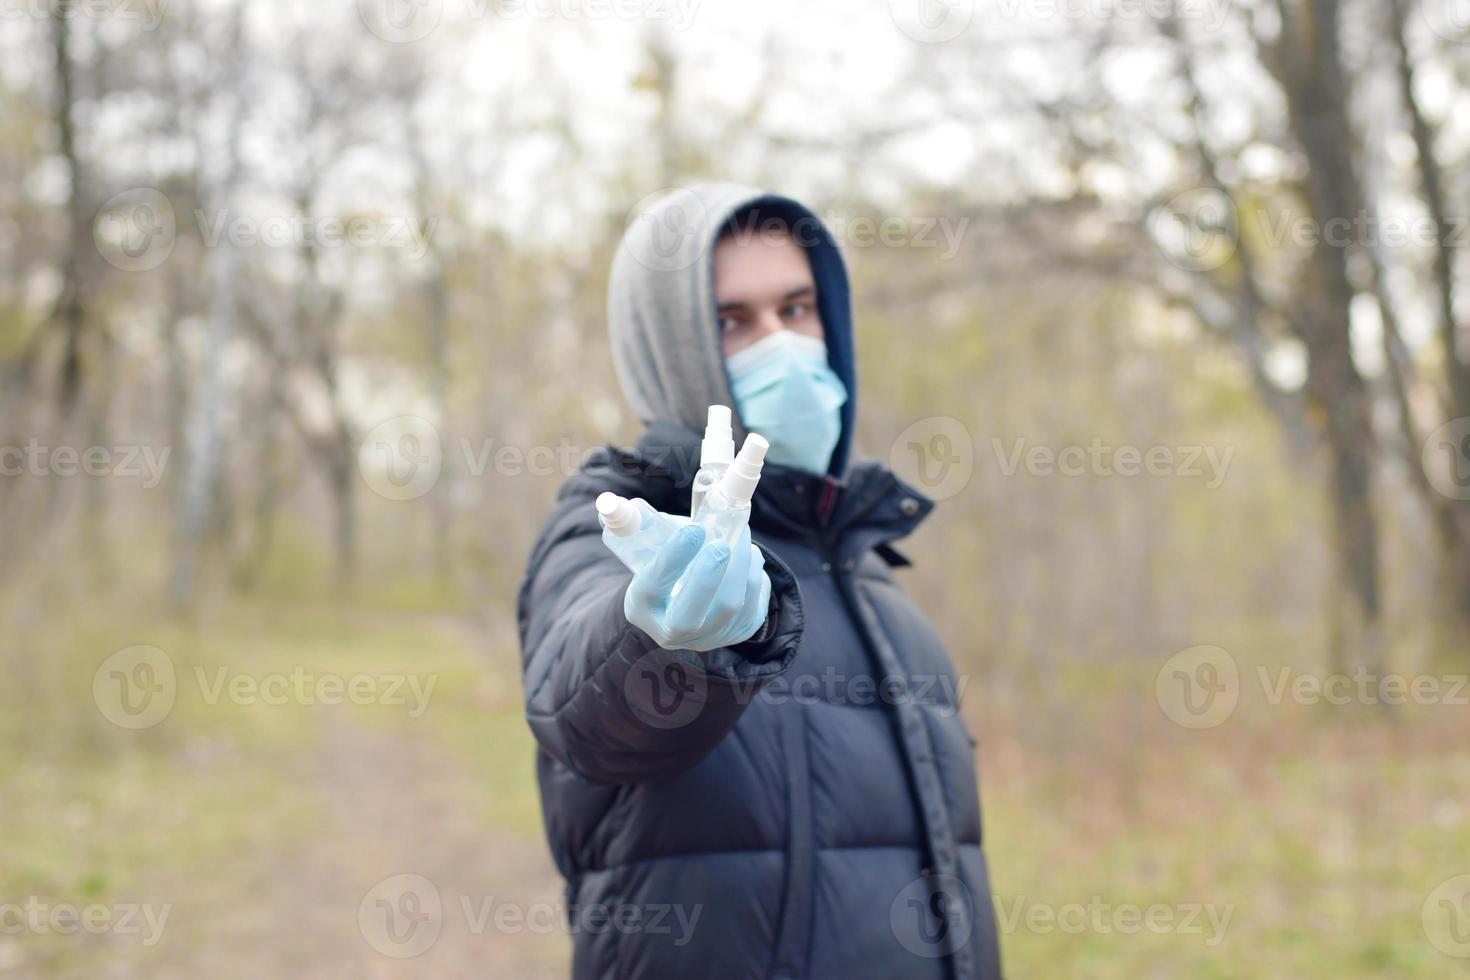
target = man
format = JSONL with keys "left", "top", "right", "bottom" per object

{"left": 518, "top": 183, "right": 1002, "bottom": 979}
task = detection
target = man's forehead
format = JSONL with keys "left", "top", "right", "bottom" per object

{"left": 713, "top": 232, "right": 815, "bottom": 303}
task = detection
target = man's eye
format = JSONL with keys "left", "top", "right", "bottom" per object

{"left": 719, "top": 316, "right": 743, "bottom": 333}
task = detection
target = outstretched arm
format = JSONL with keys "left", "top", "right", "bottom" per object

{"left": 518, "top": 508, "right": 803, "bottom": 784}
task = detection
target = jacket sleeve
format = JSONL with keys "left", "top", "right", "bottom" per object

{"left": 518, "top": 513, "right": 804, "bottom": 785}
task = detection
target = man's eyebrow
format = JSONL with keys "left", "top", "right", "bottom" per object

{"left": 717, "top": 285, "right": 816, "bottom": 314}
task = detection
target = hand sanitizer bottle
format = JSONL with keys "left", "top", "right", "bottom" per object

{"left": 597, "top": 493, "right": 687, "bottom": 573}
{"left": 690, "top": 405, "right": 734, "bottom": 520}
{"left": 697, "top": 433, "right": 768, "bottom": 547}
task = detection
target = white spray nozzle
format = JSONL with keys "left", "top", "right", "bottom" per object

{"left": 596, "top": 492, "right": 640, "bottom": 537}
{"left": 700, "top": 405, "right": 734, "bottom": 466}
{"left": 715, "top": 433, "right": 768, "bottom": 506}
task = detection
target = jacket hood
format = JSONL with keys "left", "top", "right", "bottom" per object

{"left": 607, "top": 182, "right": 858, "bottom": 476}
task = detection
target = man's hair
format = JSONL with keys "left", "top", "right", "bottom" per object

{"left": 718, "top": 202, "right": 825, "bottom": 251}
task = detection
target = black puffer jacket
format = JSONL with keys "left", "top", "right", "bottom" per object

{"left": 518, "top": 422, "right": 1002, "bottom": 979}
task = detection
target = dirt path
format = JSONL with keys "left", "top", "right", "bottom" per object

{"left": 74, "top": 705, "right": 568, "bottom": 978}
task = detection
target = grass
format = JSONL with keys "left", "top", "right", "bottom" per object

{"left": 975, "top": 645, "right": 1470, "bottom": 978}
{"left": 0, "top": 573, "right": 544, "bottom": 974}
{"left": 3, "top": 568, "right": 1468, "bottom": 977}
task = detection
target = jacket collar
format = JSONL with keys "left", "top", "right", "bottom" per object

{"left": 625, "top": 421, "right": 934, "bottom": 559}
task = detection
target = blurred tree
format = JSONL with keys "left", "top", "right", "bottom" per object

{"left": 173, "top": 1, "right": 247, "bottom": 606}
{"left": 24, "top": 11, "right": 90, "bottom": 411}
{"left": 918, "top": 0, "right": 1470, "bottom": 668}
{"left": 1384, "top": 0, "right": 1470, "bottom": 634}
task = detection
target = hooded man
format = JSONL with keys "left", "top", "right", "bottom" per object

{"left": 517, "top": 183, "right": 1003, "bottom": 979}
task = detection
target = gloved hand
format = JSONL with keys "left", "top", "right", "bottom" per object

{"left": 623, "top": 522, "right": 772, "bottom": 652}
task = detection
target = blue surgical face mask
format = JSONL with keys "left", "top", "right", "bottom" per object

{"left": 725, "top": 331, "right": 847, "bottom": 475}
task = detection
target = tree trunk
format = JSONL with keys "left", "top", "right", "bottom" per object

{"left": 171, "top": 4, "right": 246, "bottom": 607}
{"left": 1388, "top": 0, "right": 1470, "bottom": 640}
{"left": 43, "top": 11, "right": 91, "bottom": 411}
{"left": 427, "top": 266, "right": 451, "bottom": 581}
{"left": 1273, "top": 0, "right": 1385, "bottom": 672}
{"left": 331, "top": 435, "right": 356, "bottom": 586}
{"left": 232, "top": 374, "right": 286, "bottom": 591}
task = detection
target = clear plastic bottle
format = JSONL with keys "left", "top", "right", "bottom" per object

{"left": 597, "top": 492, "right": 686, "bottom": 573}
{"left": 696, "top": 433, "right": 769, "bottom": 547}
{"left": 690, "top": 405, "right": 734, "bottom": 521}
{"left": 599, "top": 437, "right": 766, "bottom": 607}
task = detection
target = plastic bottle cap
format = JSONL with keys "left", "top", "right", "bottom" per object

{"left": 701, "top": 405, "right": 734, "bottom": 466}
{"left": 716, "top": 433, "right": 768, "bottom": 505}
{"left": 596, "top": 492, "right": 639, "bottom": 536}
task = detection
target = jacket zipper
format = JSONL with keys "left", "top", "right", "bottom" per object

{"left": 773, "top": 478, "right": 841, "bottom": 978}
{"left": 823, "top": 524, "right": 974, "bottom": 977}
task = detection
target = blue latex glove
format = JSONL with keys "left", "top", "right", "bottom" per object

{"left": 623, "top": 522, "right": 772, "bottom": 652}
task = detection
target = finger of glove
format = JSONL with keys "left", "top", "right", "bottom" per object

{"left": 708, "top": 539, "right": 767, "bottom": 648}
{"left": 706, "top": 565, "right": 772, "bottom": 649}
{"left": 739, "top": 539, "right": 768, "bottom": 613}
{"left": 736, "top": 559, "right": 772, "bottom": 634}
{"left": 664, "top": 539, "right": 731, "bottom": 636}
{"left": 629, "top": 523, "right": 705, "bottom": 607}
{"left": 746, "top": 555, "right": 770, "bottom": 617}
{"left": 705, "top": 528, "right": 753, "bottom": 628}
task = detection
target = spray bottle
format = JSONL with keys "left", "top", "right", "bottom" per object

{"left": 696, "top": 433, "right": 768, "bottom": 547}
{"left": 690, "top": 405, "right": 734, "bottom": 520}
{"left": 597, "top": 432, "right": 767, "bottom": 577}
{"left": 596, "top": 493, "right": 686, "bottom": 573}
